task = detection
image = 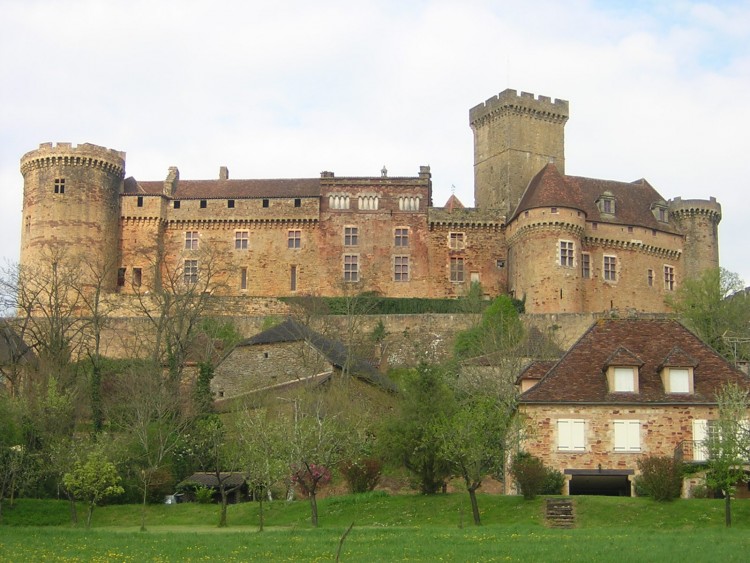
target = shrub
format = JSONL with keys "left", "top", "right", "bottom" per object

{"left": 541, "top": 467, "right": 565, "bottom": 495}
{"left": 340, "top": 458, "right": 382, "bottom": 494}
{"left": 510, "top": 453, "right": 547, "bottom": 500}
{"left": 195, "top": 486, "right": 214, "bottom": 504}
{"left": 291, "top": 464, "right": 332, "bottom": 499}
{"left": 636, "top": 455, "right": 683, "bottom": 501}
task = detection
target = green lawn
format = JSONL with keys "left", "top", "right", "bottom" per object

{"left": 2, "top": 494, "right": 750, "bottom": 562}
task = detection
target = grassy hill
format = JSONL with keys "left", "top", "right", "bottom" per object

{"left": 3, "top": 494, "right": 750, "bottom": 561}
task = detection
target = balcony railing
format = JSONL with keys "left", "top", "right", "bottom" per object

{"left": 674, "top": 440, "right": 709, "bottom": 463}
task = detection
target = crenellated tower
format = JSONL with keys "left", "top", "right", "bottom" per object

{"left": 470, "top": 89, "right": 569, "bottom": 217}
{"left": 668, "top": 197, "right": 721, "bottom": 281}
{"left": 20, "top": 142, "right": 125, "bottom": 290}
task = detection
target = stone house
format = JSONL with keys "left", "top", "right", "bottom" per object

{"left": 211, "top": 318, "right": 396, "bottom": 404}
{"left": 516, "top": 318, "right": 750, "bottom": 497}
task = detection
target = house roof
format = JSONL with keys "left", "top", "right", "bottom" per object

{"left": 123, "top": 177, "right": 321, "bottom": 199}
{"left": 231, "top": 318, "right": 397, "bottom": 392}
{"left": 519, "top": 318, "right": 750, "bottom": 405}
{"left": 177, "top": 472, "right": 246, "bottom": 489}
{"left": 511, "top": 163, "right": 676, "bottom": 233}
{"left": 515, "top": 360, "right": 558, "bottom": 385}
{"left": 0, "top": 321, "right": 33, "bottom": 365}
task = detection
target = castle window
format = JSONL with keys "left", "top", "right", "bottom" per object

{"left": 358, "top": 195, "right": 379, "bottom": 210}
{"left": 613, "top": 420, "right": 641, "bottom": 452}
{"left": 184, "top": 260, "right": 198, "bottom": 284}
{"left": 235, "top": 231, "right": 249, "bottom": 250}
{"left": 25, "top": 216, "right": 30, "bottom": 236}
{"left": 603, "top": 255, "right": 617, "bottom": 282}
{"left": 117, "top": 268, "right": 126, "bottom": 287}
{"left": 648, "top": 269, "right": 654, "bottom": 287}
{"left": 557, "top": 419, "right": 585, "bottom": 452}
{"left": 449, "top": 232, "right": 465, "bottom": 250}
{"left": 627, "top": 226, "right": 633, "bottom": 233}
{"left": 664, "top": 265, "right": 675, "bottom": 291}
{"left": 288, "top": 230, "right": 301, "bottom": 249}
{"left": 240, "top": 267, "right": 248, "bottom": 290}
{"left": 344, "top": 254, "right": 359, "bottom": 282}
{"left": 262, "top": 199, "right": 269, "bottom": 208}
{"left": 551, "top": 207, "right": 558, "bottom": 214}
{"left": 581, "top": 253, "right": 591, "bottom": 278}
{"left": 294, "top": 198, "right": 301, "bottom": 208}
{"left": 659, "top": 208, "right": 667, "bottom": 221}
{"left": 399, "top": 197, "right": 420, "bottom": 211}
{"left": 394, "top": 256, "right": 409, "bottom": 282}
{"left": 597, "top": 192, "right": 616, "bottom": 215}
{"left": 228, "top": 200, "right": 235, "bottom": 208}
{"left": 290, "top": 265, "right": 297, "bottom": 291}
{"left": 174, "top": 200, "right": 181, "bottom": 209}
{"left": 329, "top": 195, "right": 351, "bottom": 210}
{"left": 185, "top": 231, "right": 199, "bottom": 250}
{"left": 133, "top": 268, "right": 142, "bottom": 288}
{"left": 559, "top": 240, "right": 574, "bottom": 267}
{"left": 395, "top": 228, "right": 409, "bottom": 247}
{"left": 54, "top": 178, "right": 65, "bottom": 194}
{"left": 200, "top": 200, "right": 207, "bottom": 209}
{"left": 450, "top": 257, "right": 465, "bottom": 283}
{"left": 344, "top": 227, "right": 358, "bottom": 246}
{"left": 137, "top": 196, "right": 144, "bottom": 207}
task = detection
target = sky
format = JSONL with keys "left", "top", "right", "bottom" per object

{"left": 1, "top": 0, "right": 749, "bottom": 284}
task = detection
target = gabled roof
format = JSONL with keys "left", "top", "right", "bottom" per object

{"left": 516, "top": 360, "right": 558, "bottom": 385}
{"left": 230, "top": 318, "right": 397, "bottom": 392}
{"left": 511, "top": 163, "right": 677, "bottom": 232}
{"left": 177, "top": 472, "right": 245, "bottom": 489}
{"left": 520, "top": 318, "right": 750, "bottom": 405}
{"left": 123, "top": 177, "right": 321, "bottom": 199}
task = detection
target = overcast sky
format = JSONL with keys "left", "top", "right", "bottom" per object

{"left": 1, "top": 0, "right": 748, "bottom": 284}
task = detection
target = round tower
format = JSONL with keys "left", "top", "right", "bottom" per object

{"left": 20, "top": 142, "right": 125, "bottom": 289}
{"left": 668, "top": 197, "right": 721, "bottom": 281}
{"left": 506, "top": 206, "right": 586, "bottom": 314}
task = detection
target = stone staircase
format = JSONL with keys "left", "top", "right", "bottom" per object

{"left": 545, "top": 498, "right": 575, "bottom": 528}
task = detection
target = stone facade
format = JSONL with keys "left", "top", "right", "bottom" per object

{"left": 19, "top": 89, "right": 720, "bottom": 314}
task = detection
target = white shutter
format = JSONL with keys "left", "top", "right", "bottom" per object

{"left": 557, "top": 420, "right": 570, "bottom": 450}
{"left": 670, "top": 369, "right": 690, "bottom": 393}
{"left": 571, "top": 420, "right": 585, "bottom": 451}
{"left": 614, "top": 420, "right": 640, "bottom": 452}
{"left": 557, "top": 419, "right": 585, "bottom": 451}
{"left": 614, "top": 367, "right": 635, "bottom": 392}
{"left": 693, "top": 419, "right": 708, "bottom": 462}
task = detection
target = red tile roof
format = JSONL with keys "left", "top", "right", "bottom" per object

{"left": 512, "top": 164, "right": 676, "bottom": 232}
{"left": 520, "top": 318, "right": 750, "bottom": 404}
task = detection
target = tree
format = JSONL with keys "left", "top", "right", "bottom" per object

{"left": 62, "top": 450, "right": 124, "bottom": 528}
{"left": 454, "top": 295, "right": 523, "bottom": 360}
{"left": 184, "top": 416, "right": 244, "bottom": 528}
{"left": 667, "top": 268, "right": 750, "bottom": 360}
{"left": 0, "top": 396, "right": 26, "bottom": 523}
{"left": 381, "top": 363, "right": 455, "bottom": 494}
{"left": 435, "top": 394, "right": 508, "bottom": 524}
{"left": 106, "top": 363, "right": 191, "bottom": 531}
{"left": 235, "top": 405, "right": 290, "bottom": 531}
{"left": 705, "top": 383, "right": 750, "bottom": 527}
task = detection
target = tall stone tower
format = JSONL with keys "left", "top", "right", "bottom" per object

{"left": 668, "top": 197, "right": 722, "bottom": 281}
{"left": 20, "top": 142, "right": 125, "bottom": 290}
{"left": 470, "top": 89, "right": 569, "bottom": 217}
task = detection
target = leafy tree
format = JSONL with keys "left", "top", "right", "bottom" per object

{"left": 667, "top": 268, "right": 750, "bottom": 360}
{"left": 454, "top": 295, "right": 523, "bottom": 360}
{"left": 509, "top": 452, "right": 547, "bottom": 500}
{"left": 381, "top": 363, "right": 455, "bottom": 494}
{"left": 435, "top": 394, "right": 508, "bottom": 524}
{"left": 705, "top": 383, "right": 750, "bottom": 527}
{"left": 0, "top": 396, "right": 26, "bottom": 523}
{"left": 62, "top": 450, "right": 124, "bottom": 528}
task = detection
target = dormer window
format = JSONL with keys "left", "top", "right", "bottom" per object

{"left": 597, "top": 191, "right": 616, "bottom": 215}
{"left": 604, "top": 346, "right": 643, "bottom": 393}
{"left": 651, "top": 201, "right": 669, "bottom": 223}
{"left": 659, "top": 347, "right": 697, "bottom": 394}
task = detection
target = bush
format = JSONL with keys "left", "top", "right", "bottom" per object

{"left": 541, "top": 467, "right": 565, "bottom": 495}
{"left": 636, "top": 455, "right": 683, "bottom": 501}
{"left": 340, "top": 458, "right": 382, "bottom": 494}
{"left": 195, "top": 486, "right": 214, "bottom": 504}
{"left": 510, "top": 453, "right": 547, "bottom": 500}
{"left": 291, "top": 464, "right": 332, "bottom": 499}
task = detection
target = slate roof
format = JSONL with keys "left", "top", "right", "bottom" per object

{"left": 515, "top": 360, "right": 558, "bottom": 385}
{"left": 519, "top": 318, "right": 750, "bottom": 405}
{"left": 233, "top": 318, "right": 397, "bottom": 392}
{"left": 123, "top": 177, "right": 321, "bottom": 199}
{"left": 511, "top": 163, "right": 676, "bottom": 232}
{"left": 0, "top": 321, "right": 34, "bottom": 365}
{"left": 177, "top": 472, "right": 246, "bottom": 489}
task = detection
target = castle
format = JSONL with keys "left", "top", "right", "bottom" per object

{"left": 19, "top": 89, "right": 721, "bottom": 314}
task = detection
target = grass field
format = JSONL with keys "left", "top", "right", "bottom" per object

{"left": 2, "top": 493, "right": 750, "bottom": 562}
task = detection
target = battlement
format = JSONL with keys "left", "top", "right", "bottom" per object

{"left": 668, "top": 196, "right": 722, "bottom": 220}
{"left": 470, "top": 89, "right": 569, "bottom": 127}
{"left": 21, "top": 142, "right": 126, "bottom": 177}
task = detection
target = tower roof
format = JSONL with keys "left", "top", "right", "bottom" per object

{"left": 511, "top": 164, "right": 677, "bottom": 232}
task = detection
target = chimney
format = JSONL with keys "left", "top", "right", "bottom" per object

{"left": 219, "top": 166, "right": 229, "bottom": 180}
